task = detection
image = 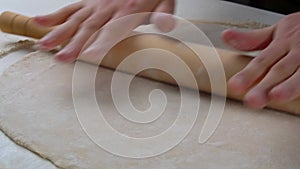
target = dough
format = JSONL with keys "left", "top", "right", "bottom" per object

{"left": 0, "top": 52, "right": 300, "bottom": 169}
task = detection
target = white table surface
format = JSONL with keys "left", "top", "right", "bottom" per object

{"left": 0, "top": 1, "right": 283, "bottom": 168}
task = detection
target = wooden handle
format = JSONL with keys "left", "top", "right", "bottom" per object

{"left": 1, "top": 11, "right": 299, "bottom": 114}
{"left": 0, "top": 11, "right": 53, "bottom": 39}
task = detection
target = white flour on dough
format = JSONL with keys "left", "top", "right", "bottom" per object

{"left": 0, "top": 52, "right": 300, "bottom": 169}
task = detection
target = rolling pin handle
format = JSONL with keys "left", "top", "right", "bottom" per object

{"left": 0, "top": 11, "right": 53, "bottom": 39}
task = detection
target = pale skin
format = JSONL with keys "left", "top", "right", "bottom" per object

{"left": 34, "top": 0, "right": 176, "bottom": 61}
{"left": 34, "top": 0, "right": 300, "bottom": 110}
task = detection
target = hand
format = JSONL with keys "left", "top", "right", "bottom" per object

{"left": 222, "top": 12, "right": 300, "bottom": 109}
{"left": 34, "top": 0, "right": 175, "bottom": 62}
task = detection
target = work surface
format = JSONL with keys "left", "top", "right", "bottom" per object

{"left": 1, "top": 1, "right": 299, "bottom": 169}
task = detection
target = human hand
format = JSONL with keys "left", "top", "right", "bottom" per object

{"left": 222, "top": 12, "right": 300, "bottom": 109}
{"left": 34, "top": 0, "right": 175, "bottom": 62}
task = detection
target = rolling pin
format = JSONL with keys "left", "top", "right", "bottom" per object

{"left": 1, "top": 11, "right": 299, "bottom": 115}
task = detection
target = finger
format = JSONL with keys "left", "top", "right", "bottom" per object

{"left": 111, "top": 0, "right": 164, "bottom": 35}
{"left": 243, "top": 50, "right": 299, "bottom": 109}
{"left": 79, "top": 18, "right": 135, "bottom": 63}
{"left": 54, "top": 42, "right": 82, "bottom": 63}
{"left": 79, "top": 0, "right": 163, "bottom": 62}
{"left": 153, "top": 0, "right": 175, "bottom": 14}
{"left": 228, "top": 41, "right": 289, "bottom": 95}
{"left": 56, "top": 9, "right": 113, "bottom": 62}
{"left": 222, "top": 26, "right": 275, "bottom": 51}
{"left": 34, "top": 2, "right": 83, "bottom": 27}
{"left": 80, "top": 6, "right": 153, "bottom": 61}
{"left": 269, "top": 70, "right": 300, "bottom": 103}
{"left": 78, "top": 15, "right": 142, "bottom": 63}
{"left": 54, "top": 30, "right": 86, "bottom": 63}
{"left": 150, "top": 0, "right": 176, "bottom": 32}
{"left": 38, "top": 8, "right": 92, "bottom": 50}
{"left": 81, "top": 7, "right": 113, "bottom": 30}
{"left": 119, "top": 0, "right": 162, "bottom": 14}
{"left": 111, "top": 0, "right": 164, "bottom": 29}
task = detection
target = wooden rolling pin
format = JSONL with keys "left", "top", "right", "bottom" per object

{"left": 0, "top": 11, "right": 52, "bottom": 39}
{"left": 1, "top": 11, "right": 299, "bottom": 115}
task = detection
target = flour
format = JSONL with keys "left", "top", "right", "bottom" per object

{"left": 0, "top": 40, "right": 35, "bottom": 58}
{"left": 189, "top": 20, "right": 270, "bottom": 29}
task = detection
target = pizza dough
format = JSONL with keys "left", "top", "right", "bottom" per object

{"left": 0, "top": 51, "right": 300, "bottom": 169}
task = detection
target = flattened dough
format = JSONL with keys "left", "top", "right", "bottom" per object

{"left": 0, "top": 52, "right": 300, "bottom": 169}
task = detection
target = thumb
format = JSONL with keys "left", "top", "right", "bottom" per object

{"left": 221, "top": 26, "right": 275, "bottom": 51}
{"left": 150, "top": 0, "right": 176, "bottom": 32}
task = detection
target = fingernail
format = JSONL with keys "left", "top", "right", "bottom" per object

{"left": 56, "top": 46, "right": 80, "bottom": 63}
{"left": 55, "top": 54, "right": 74, "bottom": 63}
{"left": 32, "top": 44, "right": 41, "bottom": 50}
{"left": 55, "top": 50, "right": 72, "bottom": 62}
{"left": 33, "top": 43, "right": 51, "bottom": 51}
{"left": 36, "top": 37, "right": 55, "bottom": 50}
{"left": 80, "top": 48, "right": 106, "bottom": 63}
{"left": 39, "top": 38, "right": 52, "bottom": 46}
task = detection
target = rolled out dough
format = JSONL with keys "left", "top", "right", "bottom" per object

{"left": 0, "top": 52, "right": 300, "bottom": 169}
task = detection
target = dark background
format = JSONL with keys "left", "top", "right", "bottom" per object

{"left": 225, "top": 0, "right": 300, "bottom": 14}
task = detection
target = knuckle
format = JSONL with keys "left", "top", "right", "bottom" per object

{"left": 235, "top": 71, "right": 248, "bottom": 78}
{"left": 284, "top": 13, "right": 298, "bottom": 22}
{"left": 279, "top": 13, "right": 297, "bottom": 26}
{"left": 270, "top": 63, "right": 290, "bottom": 75}
{"left": 61, "top": 6, "right": 74, "bottom": 13}
{"left": 69, "top": 8, "right": 91, "bottom": 22}
{"left": 124, "top": 0, "right": 142, "bottom": 11}
{"left": 69, "top": 15, "right": 85, "bottom": 23}
{"left": 282, "top": 86, "right": 295, "bottom": 99}
{"left": 81, "top": 21, "right": 99, "bottom": 30}
{"left": 233, "top": 70, "right": 252, "bottom": 84}
{"left": 285, "top": 27, "right": 300, "bottom": 40}
{"left": 293, "top": 31, "right": 300, "bottom": 47}
{"left": 98, "top": 0, "right": 110, "bottom": 5}
{"left": 52, "top": 25, "right": 67, "bottom": 35}
{"left": 251, "top": 44, "right": 283, "bottom": 67}
{"left": 62, "top": 2, "right": 82, "bottom": 12}
{"left": 252, "top": 55, "right": 270, "bottom": 67}
{"left": 126, "top": 0, "right": 139, "bottom": 8}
